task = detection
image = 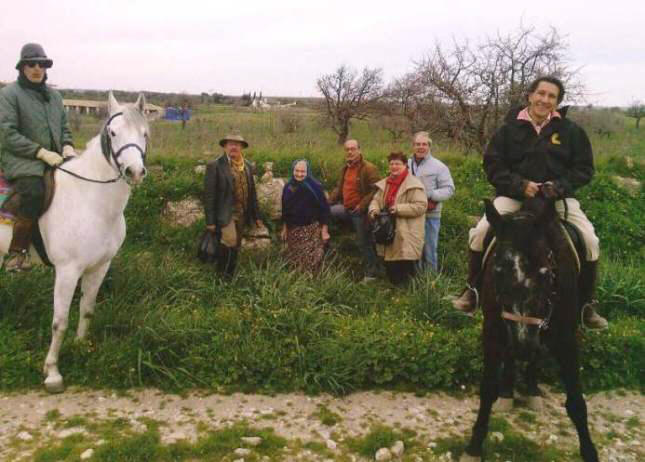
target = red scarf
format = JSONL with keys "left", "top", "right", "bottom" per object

{"left": 384, "top": 168, "right": 408, "bottom": 208}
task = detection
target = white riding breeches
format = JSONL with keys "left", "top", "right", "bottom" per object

{"left": 468, "top": 196, "right": 599, "bottom": 261}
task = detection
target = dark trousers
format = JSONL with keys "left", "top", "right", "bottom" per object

{"left": 216, "top": 246, "right": 238, "bottom": 278}
{"left": 384, "top": 260, "right": 417, "bottom": 285}
{"left": 11, "top": 176, "right": 45, "bottom": 219}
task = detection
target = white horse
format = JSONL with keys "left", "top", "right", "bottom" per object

{"left": 0, "top": 92, "right": 149, "bottom": 393}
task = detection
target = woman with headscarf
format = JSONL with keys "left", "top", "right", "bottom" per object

{"left": 368, "top": 152, "right": 427, "bottom": 285}
{"left": 280, "top": 159, "right": 330, "bottom": 272}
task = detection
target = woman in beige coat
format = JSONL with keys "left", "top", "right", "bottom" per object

{"left": 368, "top": 152, "right": 427, "bottom": 285}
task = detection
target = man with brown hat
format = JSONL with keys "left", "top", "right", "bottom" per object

{"left": 0, "top": 43, "right": 76, "bottom": 271}
{"left": 203, "top": 134, "right": 263, "bottom": 277}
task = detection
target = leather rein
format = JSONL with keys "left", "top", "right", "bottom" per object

{"left": 56, "top": 112, "right": 147, "bottom": 184}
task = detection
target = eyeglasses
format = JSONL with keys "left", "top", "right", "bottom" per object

{"left": 25, "top": 62, "right": 49, "bottom": 69}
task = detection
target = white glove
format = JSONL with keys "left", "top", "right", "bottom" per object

{"left": 62, "top": 145, "right": 76, "bottom": 158}
{"left": 36, "top": 148, "right": 64, "bottom": 167}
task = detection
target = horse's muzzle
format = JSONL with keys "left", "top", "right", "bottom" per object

{"left": 124, "top": 166, "right": 147, "bottom": 185}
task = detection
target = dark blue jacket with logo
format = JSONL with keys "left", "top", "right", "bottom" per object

{"left": 484, "top": 106, "right": 594, "bottom": 200}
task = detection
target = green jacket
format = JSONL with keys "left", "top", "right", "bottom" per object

{"left": 0, "top": 80, "right": 73, "bottom": 180}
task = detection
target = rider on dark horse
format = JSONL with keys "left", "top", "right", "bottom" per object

{"left": 0, "top": 43, "right": 76, "bottom": 271}
{"left": 452, "top": 75, "right": 608, "bottom": 329}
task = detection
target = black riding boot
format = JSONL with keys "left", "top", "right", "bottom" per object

{"left": 579, "top": 261, "right": 608, "bottom": 329}
{"left": 452, "top": 250, "right": 483, "bottom": 314}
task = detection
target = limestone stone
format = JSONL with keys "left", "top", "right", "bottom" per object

{"left": 375, "top": 447, "right": 392, "bottom": 461}
{"left": 241, "top": 436, "right": 262, "bottom": 446}
{"left": 163, "top": 198, "right": 203, "bottom": 227}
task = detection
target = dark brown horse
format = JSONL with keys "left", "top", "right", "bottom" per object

{"left": 460, "top": 192, "right": 598, "bottom": 462}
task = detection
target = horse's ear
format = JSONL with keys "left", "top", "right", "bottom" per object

{"left": 107, "top": 91, "right": 119, "bottom": 114}
{"left": 135, "top": 93, "right": 146, "bottom": 113}
{"left": 484, "top": 199, "right": 502, "bottom": 231}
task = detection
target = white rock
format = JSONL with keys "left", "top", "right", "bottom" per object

{"left": 326, "top": 439, "right": 337, "bottom": 450}
{"left": 234, "top": 448, "right": 252, "bottom": 456}
{"left": 390, "top": 440, "right": 405, "bottom": 457}
{"left": 491, "top": 432, "right": 504, "bottom": 443}
{"left": 428, "top": 441, "right": 437, "bottom": 449}
{"left": 375, "top": 447, "right": 392, "bottom": 461}
{"left": 546, "top": 434, "right": 558, "bottom": 444}
{"left": 17, "top": 431, "right": 33, "bottom": 441}
{"left": 194, "top": 165, "right": 206, "bottom": 174}
{"left": 57, "top": 427, "right": 85, "bottom": 438}
{"left": 241, "top": 436, "right": 262, "bottom": 446}
{"left": 233, "top": 459, "right": 244, "bottom": 462}
{"left": 80, "top": 448, "right": 94, "bottom": 460}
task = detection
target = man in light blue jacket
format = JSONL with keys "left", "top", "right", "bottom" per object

{"left": 407, "top": 132, "right": 455, "bottom": 271}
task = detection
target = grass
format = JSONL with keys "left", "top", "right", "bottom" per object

{"left": 431, "top": 416, "right": 580, "bottom": 461}
{"left": 345, "top": 424, "right": 417, "bottom": 458}
{"left": 0, "top": 105, "right": 643, "bottom": 397}
{"left": 312, "top": 404, "right": 343, "bottom": 426}
{"left": 18, "top": 418, "right": 289, "bottom": 462}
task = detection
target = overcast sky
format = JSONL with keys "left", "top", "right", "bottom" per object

{"left": 1, "top": 0, "right": 642, "bottom": 106}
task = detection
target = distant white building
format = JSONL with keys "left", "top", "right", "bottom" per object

{"left": 63, "top": 99, "right": 164, "bottom": 118}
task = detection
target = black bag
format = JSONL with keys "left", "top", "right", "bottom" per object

{"left": 371, "top": 211, "right": 396, "bottom": 245}
{"left": 197, "top": 230, "right": 220, "bottom": 263}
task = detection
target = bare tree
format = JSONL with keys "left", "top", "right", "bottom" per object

{"left": 389, "top": 25, "right": 582, "bottom": 151}
{"left": 317, "top": 65, "right": 383, "bottom": 144}
{"left": 626, "top": 100, "right": 645, "bottom": 129}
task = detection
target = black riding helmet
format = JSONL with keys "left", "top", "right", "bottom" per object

{"left": 16, "top": 43, "right": 53, "bottom": 70}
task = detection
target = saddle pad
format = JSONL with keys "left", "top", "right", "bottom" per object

{"left": 0, "top": 170, "right": 15, "bottom": 223}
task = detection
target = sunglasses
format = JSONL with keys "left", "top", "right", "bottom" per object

{"left": 25, "top": 62, "right": 50, "bottom": 69}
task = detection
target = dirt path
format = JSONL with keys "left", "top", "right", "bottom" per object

{"left": 1, "top": 387, "right": 642, "bottom": 461}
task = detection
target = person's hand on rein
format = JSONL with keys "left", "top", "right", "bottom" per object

{"left": 523, "top": 181, "right": 541, "bottom": 198}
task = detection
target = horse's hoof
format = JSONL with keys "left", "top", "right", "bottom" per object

{"left": 44, "top": 376, "right": 65, "bottom": 394}
{"left": 492, "top": 397, "right": 513, "bottom": 413}
{"left": 526, "top": 395, "right": 542, "bottom": 411}
{"left": 459, "top": 453, "right": 481, "bottom": 462}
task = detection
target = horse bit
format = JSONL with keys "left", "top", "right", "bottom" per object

{"left": 56, "top": 111, "right": 147, "bottom": 184}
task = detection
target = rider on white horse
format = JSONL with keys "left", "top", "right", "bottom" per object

{"left": 0, "top": 42, "right": 77, "bottom": 271}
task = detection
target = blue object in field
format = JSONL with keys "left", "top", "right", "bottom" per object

{"left": 164, "top": 107, "right": 191, "bottom": 121}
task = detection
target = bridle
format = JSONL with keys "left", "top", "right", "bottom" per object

{"left": 500, "top": 250, "right": 557, "bottom": 332}
{"left": 56, "top": 111, "right": 147, "bottom": 184}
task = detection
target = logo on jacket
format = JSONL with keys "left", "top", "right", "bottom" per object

{"left": 551, "top": 133, "right": 561, "bottom": 145}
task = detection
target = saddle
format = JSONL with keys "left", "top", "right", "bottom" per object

{"left": 481, "top": 220, "right": 586, "bottom": 274}
{"left": 0, "top": 169, "right": 57, "bottom": 266}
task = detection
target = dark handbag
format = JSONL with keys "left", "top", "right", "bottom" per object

{"left": 371, "top": 211, "right": 396, "bottom": 245}
{"left": 197, "top": 230, "right": 220, "bottom": 263}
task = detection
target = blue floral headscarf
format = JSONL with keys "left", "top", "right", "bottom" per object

{"left": 284, "top": 159, "right": 326, "bottom": 207}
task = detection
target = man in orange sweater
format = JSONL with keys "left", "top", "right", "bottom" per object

{"left": 329, "top": 139, "right": 381, "bottom": 280}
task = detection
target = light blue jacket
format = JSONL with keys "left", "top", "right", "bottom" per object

{"left": 408, "top": 153, "right": 455, "bottom": 218}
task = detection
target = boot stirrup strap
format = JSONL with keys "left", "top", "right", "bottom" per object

{"left": 467, "top": 284, "right": 479, "bottom": 308}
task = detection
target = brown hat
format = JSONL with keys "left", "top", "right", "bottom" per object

{"left": 219, "top": 134, "right": 248, "bottom": 148}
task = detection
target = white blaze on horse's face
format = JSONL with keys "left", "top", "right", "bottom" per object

{"left": 107, "top": 92, "right": 149, "bottom": 185}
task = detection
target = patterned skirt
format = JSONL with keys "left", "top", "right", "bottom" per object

{"left": 285, "top": 222, "right": 325, "bottom": 272}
